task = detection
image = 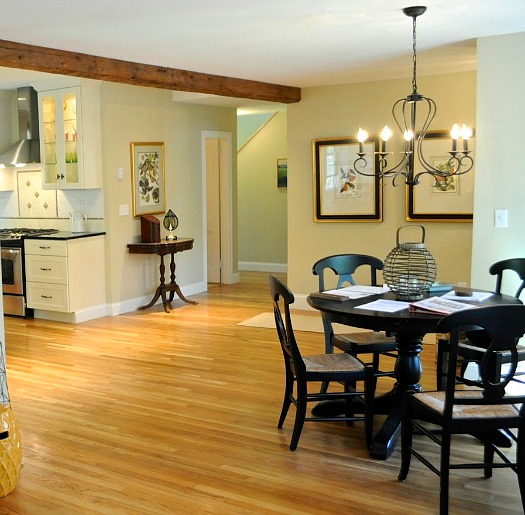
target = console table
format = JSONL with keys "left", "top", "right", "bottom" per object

{"left": 127, "top": 238, "right": 197, "bottom": 313}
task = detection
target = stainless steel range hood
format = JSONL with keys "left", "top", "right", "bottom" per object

{"left": 0, "top": 86, "right": 40, "bottom": 167}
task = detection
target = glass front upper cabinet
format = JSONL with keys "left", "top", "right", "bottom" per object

{"left": 39, "top": 87, "right": 82, "bottom": 189}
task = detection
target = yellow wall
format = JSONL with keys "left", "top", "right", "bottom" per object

{"left": 238, "top": 111, "right": 287, "bottom": 269}
{"left": 471, "top": 32, "right": 525, "bottom": 294}
{"left": 287, "top": 71, "right": 477, "bottom": 295}
{"left": 99, "top": 82, "right": 237, "bottom": 307}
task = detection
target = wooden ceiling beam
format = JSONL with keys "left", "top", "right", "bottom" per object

{"left": 0, "top": 39, "right": 301, "bottom": 104}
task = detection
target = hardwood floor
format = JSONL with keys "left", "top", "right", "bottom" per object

{"left": 1, "top": 272, "right": 522, "bottom": 514}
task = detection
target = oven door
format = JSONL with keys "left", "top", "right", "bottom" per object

{"left": 1, "top": 247, "right": 23, "bottom": 295}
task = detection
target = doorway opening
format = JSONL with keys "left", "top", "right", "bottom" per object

{"left": 201, "top": 131, "right": 236, "bottom": 285}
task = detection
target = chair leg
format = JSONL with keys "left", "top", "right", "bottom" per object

{"left": 517, "top": 424, "right": 525, "bottom": 513}
{"left": 372, "top": 352, "right": 380, "bottom": 391}
{"left": 398, "top": 408, "right": 413, "bottom": 481}
{"left": 320, "top": 320, "right": 334, "bottom": 394}
{"left": 483, "top": 437, "right": 494, "bottom": 479}
{"left": 439, "top": 432, "right": 451, "bottom": 515}
{"left": 278, "top": 373, "right": 293, "bottom": 429}
{"left": 363, "top": 367, "right": 374, "bottom": 449}
{"left": 289, "top": 383, "right": 307, "bottom": 451}
{"left": 436, "top": 339, "right": 448, "bottom": 391}
{"left": 343, "top": 382, "right": 354, "bottom": 425}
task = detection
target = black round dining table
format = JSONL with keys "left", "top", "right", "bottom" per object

{"left": 307, "top": 287, "right": 522, "bottom": 460}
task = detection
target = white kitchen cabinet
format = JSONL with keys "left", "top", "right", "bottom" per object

{"left": 25, "top": 235, "right": 105, "bottom": 315}
{"left": 32, "top": 78, "right": 102, "bottom": 189}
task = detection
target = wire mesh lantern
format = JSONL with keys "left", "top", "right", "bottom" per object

{"left": 0, "top": 341, "right": 22, "bottom": 497}
{"left": 383, "top": 225, "right": 437, "bottom": 301}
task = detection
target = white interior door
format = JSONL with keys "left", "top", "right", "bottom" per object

{"left": 206, "top": 138, "right": 221, "bottom": 283}
{"left": 202, "top": 131, "right": 235, "bottom": 285}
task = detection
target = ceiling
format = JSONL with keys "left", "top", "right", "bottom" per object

{"left": 1, "top": 1, "right": 524, "bottom": 110}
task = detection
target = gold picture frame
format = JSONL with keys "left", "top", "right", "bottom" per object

{"left": 130, "top": 142, "right": 166, "bottom": 217}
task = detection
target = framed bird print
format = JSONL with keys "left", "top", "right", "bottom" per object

{"left": 312, "top": 137, "right": 382, "bottom": 221}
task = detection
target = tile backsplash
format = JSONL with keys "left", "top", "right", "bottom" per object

{"left": 18, "top": 170, "right": 58, "bottom": 218}
{"left": 0, "top": 165, "right": 105, "bottom": 231}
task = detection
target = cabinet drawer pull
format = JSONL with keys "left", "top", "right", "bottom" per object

{"left": 40, "top": 267, "right": 52, "bottom": 271}
{"left": 39, "top": 246, "right": 51, "bottom": 250}
{"left": 41, "top": 295, "right": 53, "bottom": 299}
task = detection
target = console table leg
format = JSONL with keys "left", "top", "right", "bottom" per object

{"left": 167, "top": 253, "right": 197, "bottom": 305}
{"left": 138, "top": 287, "right": 162, "bottom": 311}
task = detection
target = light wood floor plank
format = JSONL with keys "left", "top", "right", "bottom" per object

{"left": 1, "top": 272, "right": 522, "bottom": 514}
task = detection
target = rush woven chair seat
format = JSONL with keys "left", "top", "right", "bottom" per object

{"left": 312, "top": 254, "right": 397, "bottom": 390}
{"left": 269, "top": 274, "right": 374, "bottom": 451}
{"left": 436, "top": 258, "right": 525, "bottom": 390}
{"left": 398, "top": 304, "right": 525, "bottom": 515}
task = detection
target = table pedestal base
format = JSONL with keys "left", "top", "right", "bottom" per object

{"left": 311, "top": 385, "right": 404, "bottom": 460}
{"left": 138, "top": 282, "right": 197, "bottom": 313}
{"left": 138, "top": 251, "right": 197, "bottom": 313}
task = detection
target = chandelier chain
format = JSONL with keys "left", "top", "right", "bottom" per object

{"left": 412, "top": 15, "right": 418, "bottom": 94}
{"left": 351, "top": 6, "right": 474, "bottom": 187}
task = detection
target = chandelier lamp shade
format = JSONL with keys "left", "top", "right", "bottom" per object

{"left": 354, "top": 6, "right": 474, "bottom": 187}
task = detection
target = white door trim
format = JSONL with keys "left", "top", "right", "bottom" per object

{"left": 201, "top": 130, "right": 234, "bottom": 284}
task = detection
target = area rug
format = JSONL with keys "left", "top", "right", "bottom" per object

{"left": 237, "top": 311, "right": 367, "bottom": 334}
{"left": 238, "top": 312, "right": 437, "bottom": 344}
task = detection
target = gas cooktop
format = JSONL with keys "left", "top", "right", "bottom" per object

{"left": 0, "top": 228, "right": 59, "bottom": 241}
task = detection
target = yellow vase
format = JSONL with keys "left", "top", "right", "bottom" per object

{"left": 0, "top": 405, "right": 22, "bottom": 497}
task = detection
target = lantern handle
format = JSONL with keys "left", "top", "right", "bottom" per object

{"left": 396, "top": 224, "right": 425, "bottom": 245}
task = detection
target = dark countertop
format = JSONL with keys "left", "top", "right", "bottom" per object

{"left": 24, "top": 231, "right": 106, "bottom": 241}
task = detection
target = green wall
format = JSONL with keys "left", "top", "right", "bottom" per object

{"left": 238, "top": 111, "right": 287, "bottom": 270}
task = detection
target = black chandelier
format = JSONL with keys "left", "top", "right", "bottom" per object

{"left": 353, "top": 6, "right": 474, "bottom": 187}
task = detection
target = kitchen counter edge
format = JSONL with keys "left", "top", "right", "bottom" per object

{"left": 25, "top": 231, "right": 106, "bottom": 241}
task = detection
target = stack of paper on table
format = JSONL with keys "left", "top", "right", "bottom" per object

{"left": 409, "top": 296, "right": 475, "bottom": 315}
{"left": 310, "top": 285, "right": 387, "bottom": 302}
{"left": 442, "top": 290, "right": 493, "bottom": 302}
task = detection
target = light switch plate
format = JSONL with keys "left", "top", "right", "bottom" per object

{"left": 494, "top": 209, "right": 508, "bottom": 228}
{"left": 119, "top": 204, "right": 129, "bottom": 216}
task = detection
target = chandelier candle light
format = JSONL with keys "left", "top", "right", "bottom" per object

{"left": 354, "top": 6, "right": 474, "bottom": 187}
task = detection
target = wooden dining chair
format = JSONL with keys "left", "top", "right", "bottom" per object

{"left": 436, "top": 258, "right": 525, "bottom": 390}
{"left": 399, "top": 304, "right": 525, "bottom": 515}
{"left": 312, "top": 254, "right": 397, "bottom": 391}
{"left": 269, "top": 274, "right": 374, "bottom": 451}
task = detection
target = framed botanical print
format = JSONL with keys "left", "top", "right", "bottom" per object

{"left": 130, "top": 142, "right": 166, "bottom": 217}
{"left": 406, "top": 130, "right": 475, "bottom": 222}
{"left": 313, "top": 137, "right": 382, "bottom": 222}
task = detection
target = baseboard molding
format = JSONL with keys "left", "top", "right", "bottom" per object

{"left": 109, "top": 280, "right": 208, "bottom": 316}
{"left": 238, "top": 261, "right": 287, "bottom": 273}
{"left": 35, "top": 281, "right": 209, "bottom": 322}
{"left": 34, "top": 303, "right": 109, "bottom": 323}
